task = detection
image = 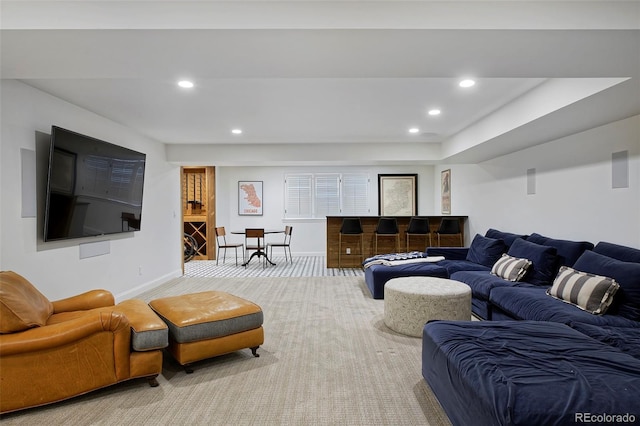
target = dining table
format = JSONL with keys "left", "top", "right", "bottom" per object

{"left": 231, "top": 229, "right": 284, "bottom": 267}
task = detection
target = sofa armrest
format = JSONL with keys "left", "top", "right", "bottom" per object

{"left": 115, "top": 299, "right": 168, "bottom": 351}
{"left": 52, "top": 290, "right": 115, "bottom": 313}
{"left": 426, "top": 247, "right": 469, "bottom": 260}
{"left": 0, "top": 310, "right": 129, "bottom": 356}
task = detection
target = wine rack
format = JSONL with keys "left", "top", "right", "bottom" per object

{"left": 182, "top": 167, "right": 215, "bottom": 260}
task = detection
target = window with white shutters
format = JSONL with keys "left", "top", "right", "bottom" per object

{"left": 284, "top": 173, "right": 369, "bottom": 218}
{"left": 314, "top": 174, "right": 340, "bottom": 217}
{"left": 341, "top": 173, "right": 369, "bottom": 215}
{"left": 284, "top": 174, "right": 312, "bottom": 218}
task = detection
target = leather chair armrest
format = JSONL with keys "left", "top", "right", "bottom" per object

{"left": 116, "top": 299, "right": 167, "bottom": 332}
{"left": 115, "top": 299, "right": 168, "bottom": 351}
{"left": 0, "top": 310, "right": 129, "bottom": 356}
{"left": 52, "top": 290, "right": 115, "bottom": 313}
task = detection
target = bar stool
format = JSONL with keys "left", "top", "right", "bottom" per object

{"left": 374, "top": 217, "right": 399, "bottom": 255}
{"left": 405, "top": 216, "right": 432, "bottom": 251}
{"left": 435, "top": 218, "right": 463, "bottom": 247}
{"left": 339, "top": 218, "right": 364, "bottom": 268}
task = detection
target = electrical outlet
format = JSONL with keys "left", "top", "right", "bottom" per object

{"left": 346, "top": 248, "right": 351, "bottom": 254}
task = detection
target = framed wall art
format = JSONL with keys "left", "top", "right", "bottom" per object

{"left": 378, "top": 174, "right": 417, "bottom": 216}
{"left": 238, "top": 181, "right": 263, "bottom": 216}
{"left": 441, "top": 169, "right": 451, "bottom": 215}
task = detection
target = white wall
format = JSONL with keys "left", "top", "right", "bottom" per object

{"left": 2, "top": 79, "right": 638, "bottom": 304}
{"left": 0, "top": 80, "right": 183, "bottom": 301}
{"left": 435, "top": 115, "right": 640, "bottom": 247}
{"left": 216, "top": 165, "right": 435, "bottom": 256}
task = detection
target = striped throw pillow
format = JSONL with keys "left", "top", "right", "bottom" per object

{"left": 491, "top": 254, "right": 532, "bottom": 282}
{"left": 547, "top": 266, "right": 619, "bottom": 315}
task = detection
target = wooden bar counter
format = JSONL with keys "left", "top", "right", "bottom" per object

{"left": 326, "top": 216, "right": 468, "bottom": 268}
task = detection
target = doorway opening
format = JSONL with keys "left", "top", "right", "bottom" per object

{"left": 181, "top": 166, "right": 215, "bottom": 262}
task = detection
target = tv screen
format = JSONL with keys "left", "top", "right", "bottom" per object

{"left": 44, "top": 126, "right": 146, "bottom": 242}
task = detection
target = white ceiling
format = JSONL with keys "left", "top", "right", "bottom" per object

{"left": 1, "top": 1, "right": 639, "bottom": 165}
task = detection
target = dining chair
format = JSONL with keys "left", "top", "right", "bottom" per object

{"left": 215, "top": 227, "right": 244, "bottom": 266}
{"left": 245, "top": 228, "right": 267, "bottom": 267}
{"left": 435, "top": 218, "right": 463, "bottom": 247}
{"left": 267, "top": 226, "right": 293, "bottom": 263}
{"left": 405, "top": 216, "right": 432, "bottom": 251}
{"left": 339, "top": 218, "right": 364, "bottom": 268}
{"left": 374, "top": 217, "right": 399, "bottom": 255}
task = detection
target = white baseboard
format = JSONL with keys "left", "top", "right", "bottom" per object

{"left": 115, "top": 269, "right": 182, "bottom": 302}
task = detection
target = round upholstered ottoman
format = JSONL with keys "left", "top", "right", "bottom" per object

{"left": 384, "top": 277, "right": 471, "bottom": 337}
{"left": 149, "top": 291, "right": 264, "bottom": 372}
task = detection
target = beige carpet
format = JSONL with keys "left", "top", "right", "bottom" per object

{"left": 1, "top": 276, "right": 451, "bottom": 426}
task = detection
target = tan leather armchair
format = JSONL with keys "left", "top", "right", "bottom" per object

{"left": 0, "top": 271, "right": 168, "bottom": 414}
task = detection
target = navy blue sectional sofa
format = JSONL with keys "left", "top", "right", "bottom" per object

{"left": 368, "top": 227, "right": 640, "bottom": 327}
{"left": 364, "top": 260, "right": 448, "bottom": 299}
{"left": 418, "top": 232, "right": 640, "bottom": 426}
{"left": 363, "top": 228, "right": 514, "bottom": 301}
{"left": 450, "top": 231, "right": 597, "bottom": 321}
{"left": 422, "top": 320, "right": 640, "bottom": 426}
{"left": 487, "top": 241, "right": 640, "bottom": 326}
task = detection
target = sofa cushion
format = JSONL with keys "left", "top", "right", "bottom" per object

{"left": 422, "top": 320, "right": 640, "bottom": 426}
{"left": 364, "top": 262, "right": 448, "bottom": 299}
{"left": 593, "top": 241, "right": 640, "bottom": 263}
{"left": 484, "top": 229, "right": 527, "bottom": 248}
{"left": 491, "top": 254, "right": 531, "bottom": 282}
{"left": 489, "top": 286, "right": 640, "bottom": 327}
{"left": 547, "top": 266, "right": 619, "bottom": 315}
{"left": 465, "top": 234, "right": 507, "bottom": 268}
{"left": 526, "top": 233, "right": 594, "bottom": 267}
{"left": 426, "top": 247, "right": 468, "bottom": 260}
{"left": 507, "top": 238, "right": 558, "bottom": 286}
{"left": 570, "top": 323, "right": 640, "bottom": 360}
{"left": 451, "top": 270, "right": 519, "bottom": 301}
{"left": 0, "top": 271, "right": 53, "bottom": 333}
{"left": 439, "top": 260, "right": 491, "bottom": 276}
{"left": 573, "top": 250, "right": 640, "bottom": 321}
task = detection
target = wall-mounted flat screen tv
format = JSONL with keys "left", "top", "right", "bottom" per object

{"left": 44, "top": 126, "right": 146, "bottom": 241}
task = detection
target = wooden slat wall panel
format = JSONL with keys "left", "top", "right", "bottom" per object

{"left": 326, "top": 216, "right": 467, "bottom": 268}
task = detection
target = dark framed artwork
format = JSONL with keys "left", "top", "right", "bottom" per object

{"left": 378, "top": 174, "right": 417, "bottom": 216}
{"left": 441, "top": 169, "right": 451, "bottom": 215}
{"left": 238, "top": 181, "right": 263, "bottom": 216}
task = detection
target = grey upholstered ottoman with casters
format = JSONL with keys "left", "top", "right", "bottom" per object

{"left": 384, "top": 276, "right": 472, "bottom": 337}
{"left": 149, "top": 291, "right": 264, "bottom": 372}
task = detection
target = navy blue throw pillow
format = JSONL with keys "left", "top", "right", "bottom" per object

{"left": 527, "top": 233, "right": 594, "bottom": 267}
{"left": 507, "top": 238, "right": 558, "bottom": 286}
{"left": 574, "top": 250, "right": 640, "bottom": 321}
{"left": 593, "top": 241, "right": 640, "bottom": 264}
{"left": 466, "top": 234, "right": 507, "bottom": 268}
{"left": 484, "top": 229, "right": 527, "bottom": 248}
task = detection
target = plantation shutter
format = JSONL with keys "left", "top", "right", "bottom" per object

{"left": 284, "top": 174, "right": 312, "bottom": 218}
{"left": 341, "top": 174, "right": 369, "bottom": 215}
{"left": 315, "top": 174, "right": 340, "bottom": 216}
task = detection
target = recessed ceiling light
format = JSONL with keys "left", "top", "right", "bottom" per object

{"left": 459, "top": 79, "right": 476, "bottom": 88}
{"left": 408, "top": 128, "right": 420, "bottom": 134}
{"left": 178, "top": 80, "right": 194, "bottom": 88}
{"left": 428, "top": 109, "right": 441, "bottom": 116}
{"left": 231, "top": 129, "right": 242, "bottom": 135}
